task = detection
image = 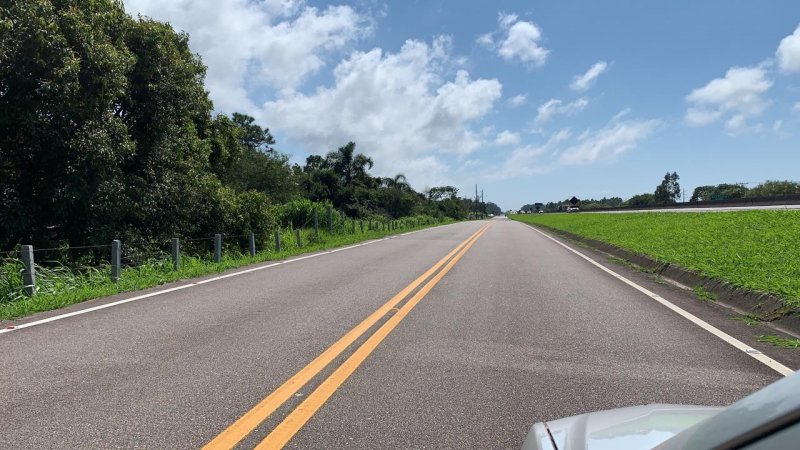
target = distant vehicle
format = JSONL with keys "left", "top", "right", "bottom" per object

{"left": 488, "top": 214, "right": 494, "bottom": 217}
{"left": 566, "top": 206, "right": 579, "bottom": 212}
{"left": 523, "top": 371, "right": 800, "bottom": 450}
{"left": 536, "top": 210, "right": 544, "bottom": 214}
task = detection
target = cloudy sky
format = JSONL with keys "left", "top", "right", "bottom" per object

{"left": 122, "top": 0, "right": 800, "bottom": 209}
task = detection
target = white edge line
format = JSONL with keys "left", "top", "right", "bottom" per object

{"left": 0, "top": 224, "right": 450, "bottom": 335}
{"left": 524, "top": 224, "right": 795, "bottom": 377}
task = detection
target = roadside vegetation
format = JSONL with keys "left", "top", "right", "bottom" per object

{"left": 0, "top": 1, "right": 499, "bottom": 318}
{"left": 758, "top": 335, "right": 800, "bottom": 349}
{"left": 0, "top": 217, "right": 448, "bottom": 320}
{"left": 510, "top": 211, "right": 800, "bottom": 307}
{"left": 693, "top": 286, "right": 716, "bottom": 303}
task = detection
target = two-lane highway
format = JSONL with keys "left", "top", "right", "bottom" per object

{"left": 0, "top": 219, "right": 789, "bottom": 449}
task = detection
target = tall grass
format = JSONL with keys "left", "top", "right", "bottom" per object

{"left": 0, "top": 217, "right": 452, "bottom": 320}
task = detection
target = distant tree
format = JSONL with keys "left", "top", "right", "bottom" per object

{"left": 579, "top": 197, "right": 624, "bottom": 210}
{"left": 690, "top": 185, "right": 714, "bottom": 202}
{"left": 715, "top": 183, "right": 748, "bottom": 200}
{"left": 746, "top": 180, "right": 800, "bottom": 198}
{"left": 303, "top": 155, "right": 326, "bottom": 173}
{"left": 625, "top": 193, "right": 656, "bottom": 207}
{"left": 427, "top": 186, "right": 459, "bottom": 201}
{"left": 326, "top": 142, "right": 373, "bottom": 189}
{"left": 231, "top": 112, "right": 275, "bottom": 154}
{"left": 654, "top": 172, "right": 681, "bottom": 204}
{"left": 485, "top": 202, "right": 502, "bottom": 215}
{"left": 690, "top": 183, "right": 748, "bottom": 202}
{"left": 381, "top": 174, "right": 414, "bottom": 218}
{"left": 382, "top": 174, "right": 410, "bottom": 191}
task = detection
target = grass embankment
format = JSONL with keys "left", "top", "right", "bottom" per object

{"left": 0, "top": 220, "right": 452, "bottom": 320}
{"left": 510, "top": 211, "right": 800, "bottom": 308}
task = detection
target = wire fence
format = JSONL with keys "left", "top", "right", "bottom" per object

{"left": 1, "top": 210, "right": 443, "bottom": 300}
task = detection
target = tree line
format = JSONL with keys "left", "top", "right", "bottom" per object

{"left": 0, "top": 0, "right": 485, "bottom": 251}
{"left": 522, "top": 173, "right": 800, "bottom": 212}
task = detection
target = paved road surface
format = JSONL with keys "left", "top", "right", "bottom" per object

{"left": 1, "top": 219, "right": 795, "bottom": 449}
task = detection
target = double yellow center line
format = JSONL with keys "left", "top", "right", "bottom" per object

{"left": 204, "top": 222, "right": 492, "bottom": 449}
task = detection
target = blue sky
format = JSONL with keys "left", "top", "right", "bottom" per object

{"left": 123, "top": 0, "right": 800, "bottom": 210}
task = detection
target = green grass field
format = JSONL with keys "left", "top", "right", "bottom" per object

{"left": 0, "top": 220, "right": 451, "bottom": 321}
{"left": 510, "top": 211, "right": 800, "bottom": 307}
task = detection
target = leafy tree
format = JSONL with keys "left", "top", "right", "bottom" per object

{"left": 746, "top": 180, "right": 800, "bottom": 198}
{"left": 485, "top": 202, "right": 502, "bottom": 215}
{"left": 427, "top": 186, "right": 459, "bottom": 201}
{"left": 117, "top": 16, "right": 217, "bottom": 241}
{"left": 213, "top": 113, "right": 301, "bottom": 202}
{"left": 232, "top": 112, "right": 275, "bottom": 154}
{"left": 0, "top": 0, "right": 490, "bottom": 252}
{"left": 0, "top": 0, "right": 136, "bottom": 247}
{"left": 381, "top": 174, "right": 416, "bottom": 218}
{"left": 625, "top": 193, "right": 656, "bottom": 207}
{"left": 654, "top": 171, "right": 681, "bottom": 204}
{"left": 690, "top": 183, "right": 748, "bottom": 202}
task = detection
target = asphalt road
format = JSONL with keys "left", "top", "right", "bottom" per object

{"left": 1, "top": 218, "right": 795, "bottom": 449}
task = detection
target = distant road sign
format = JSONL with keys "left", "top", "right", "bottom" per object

{"left": 570, "top": 196, "right": 580, "bottom": 205}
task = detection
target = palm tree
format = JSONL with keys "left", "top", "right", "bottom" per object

{"left": 382, "top": 174, "right": 409, "bottom": 191}
{"left": 382, "top": 174, "right": 411, "bottom": 218}
{"left": 326, "top": 142, "right": 373, "bottom": 188}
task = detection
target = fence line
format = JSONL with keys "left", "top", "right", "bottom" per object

{"left": 8, "top": 216, "right": 445, "bottom": 298}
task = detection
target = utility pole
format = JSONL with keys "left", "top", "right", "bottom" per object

{"left": 481, "top": 190, "right": 484, "bottom": 218}
{"left": 475, "top": 184, "right": 478, "bottom": 219}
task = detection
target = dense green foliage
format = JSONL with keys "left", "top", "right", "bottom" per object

{"left": 653, "top": 171, "right": 681, "bottom": 204}
{"left": 0, "top": 0, "right": 484, "bottom": 253}
{"left": 510, "top": 211, "right": 800, "bottom": 307}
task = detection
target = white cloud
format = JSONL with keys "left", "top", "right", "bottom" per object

{"left": 261, "top": 37, "right": 503, "bottom": 188}
{"left": 493, "top": 129, "right": 570, "bottom": 178}
{"left": 794, "top": 102, "right": 800, "bottom": 112}
{"left": 557, "top": 119, "right": 661, "bottom": 165}
{"left": 685, "top": 65, "right": 773, "bottom": 133}
{"left": 498, "top": 12, "right": 518, "bottom": 28}
{"left": 491, "top": 112, "right": 659, "bottom": 179}
{"left": 570, "top": 61, "right": 609, "bottom": 92}
{"left": 494, "top": 130, "right": 521, "bottom": 146}
{"left": 508, "top": 94, "right": 527, "bottom": 107}
{"left": 535, "top": 98, "right": 589, "bottom": 124}
{"left": 777, "top": 25, "right": 800, "bottom": 73}
{"left": 610, "top": 108, "right": 632, "bottom": 122}
{"left": 123, "top": 0, "right": 368, "bottom": 111}
{"left": 476, "top": 33, "right": 494, "bottom": 47}
{"left": 478, "top": 12, "right": 549, "bottom": 67}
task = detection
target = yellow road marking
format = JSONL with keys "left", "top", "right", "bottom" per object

{"left": 203, "top": 223, "right": 490, "bottom": 450}
{"left": 255, "top": 223, "right": 492, "bottom": 449}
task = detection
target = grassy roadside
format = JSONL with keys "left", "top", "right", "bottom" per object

{"left": 0, "top": 220, "right": 454, "bottom": 321}
{"left": 509, "top": 211, "right": 800, "bottom": 308}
